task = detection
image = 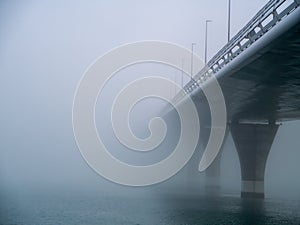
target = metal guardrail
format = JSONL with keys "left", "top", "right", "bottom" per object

{"left": 180, "top": 0, "right": 300, "bottom": 98}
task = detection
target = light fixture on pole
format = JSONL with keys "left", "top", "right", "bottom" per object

{"left": 190, "top": 43, "right": 196, "bottom": 81}
{"left": 205, "top": 20, "right": 212, "bottom": 65}
{"left": 228, "top": 0, "right": 231, "bottom": 42}
{"left": 181, "top": 59, "right": 184, "bottom": 88}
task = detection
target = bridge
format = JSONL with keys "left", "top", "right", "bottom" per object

{"left": 173, "top": 0, "right": 300, "bottom": 198}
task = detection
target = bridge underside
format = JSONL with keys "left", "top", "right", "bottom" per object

{"left": 188, "top": 9, "right": 300, "bottom": 198}
{"left": 219, "top": 20, "right": 300, "bottom": 122}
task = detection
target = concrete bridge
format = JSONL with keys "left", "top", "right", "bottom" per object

{"left": 173, "top": 0, "right": 300, "bottom": 198}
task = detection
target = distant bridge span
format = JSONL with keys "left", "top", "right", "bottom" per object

{"left": 174, "top": 0, "right": 300, "bottom": 198}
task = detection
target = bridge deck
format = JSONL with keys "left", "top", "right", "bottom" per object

{"left": 184, "top": 0, "right": 300, "bottom": 122}
{"left": 220, "top": 16, "right": 300, "bottom": 121}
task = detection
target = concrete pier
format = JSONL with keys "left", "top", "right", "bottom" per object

{"left": 204, "top": 127, "right": 228, "bottom": 196}
{"left": 205, "top": 152, "right": 222, "bottom": 195}
{"left": 230, "top": 122, "right": 279, "bottom": 198}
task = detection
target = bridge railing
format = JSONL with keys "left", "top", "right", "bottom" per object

{"left": 175, "top": 0, "right": 300, "bottom": 103}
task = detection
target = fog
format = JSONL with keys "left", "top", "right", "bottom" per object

{"left": 0, "top": 0, "right": 299, "bottom": 201}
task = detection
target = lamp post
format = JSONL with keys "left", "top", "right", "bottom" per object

{"left": 205, "top": 20, "right": 212, "bottom": 65}
{"left": 181, "top": 59, "right": 184, "bottom": 88}
{"left": 191, "top": 43, "right": 196, "bottom": 81}
{"left": 228, "top": 0, "right": 231, "bottom": 42}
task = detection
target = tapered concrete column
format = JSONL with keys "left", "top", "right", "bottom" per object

{"left": 204, "top": 128, "right": 228, "bottom": 196}
{"left": 205, "top": 151, "right": 222, "bottom": 195}
{"left": 230, "top": 122, "right": 279, "bottom": 198}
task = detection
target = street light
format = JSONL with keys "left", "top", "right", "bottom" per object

{"left": 191, "top": 43, "right": 196, "bottom": 81}
{"left": 205, "top": 20, "right": 212, "bottom": 65}
{"left": 181, "top": 59, "right": 184, "bottom": 88}
{"left": 227, "top": 0, "right": 232, "bottom": 62}
{"left": 228, "top": 0, "right": 231, "bottom": 42}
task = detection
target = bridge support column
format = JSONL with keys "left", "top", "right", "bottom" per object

{"left": 205, "top": 152, "right": 221, "bottom": 195}
{"left": 230, "top": 122, "right": 279, "bottom": 198}
{"left": 204, "top": 128, "right": 228, "bottom": 196}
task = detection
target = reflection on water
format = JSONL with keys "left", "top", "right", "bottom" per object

{"left": 238, "top": 198, "right": 266, "bottom": 225}
{"left": 1, "top": 192, "right": 300, "bottom": 225}
{"left": 163, "top": 195, "right": 300, "bottom": 225}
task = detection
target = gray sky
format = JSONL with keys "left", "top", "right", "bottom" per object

{"left": 0, "top": 0, "right": 299, "bottom": 199}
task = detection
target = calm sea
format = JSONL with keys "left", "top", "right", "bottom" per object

{"left": 1, "top": 192, "right": 300, "bottom": 225}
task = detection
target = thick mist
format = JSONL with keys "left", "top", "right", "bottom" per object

{"left": 0, "top": 0, "right": 299, "bottom": 202}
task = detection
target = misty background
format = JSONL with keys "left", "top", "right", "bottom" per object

{"left": 0, "top": 0, "right": 300, "bottom": 200}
